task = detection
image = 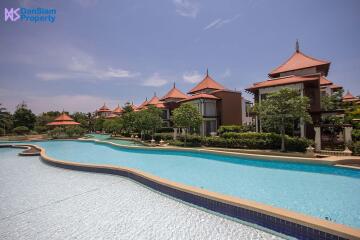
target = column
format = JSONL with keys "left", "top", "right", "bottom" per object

{"left": 344, "top": 126, "right": 353, "bottom": 145}
{"left": 173, "top": 127, "right": 177, "bottom": 140}
{"left": 314, "top": 126, "right": 321, "bottom": 151}
{"left": 300, "top": 118, "right": 305, "bottom": 138}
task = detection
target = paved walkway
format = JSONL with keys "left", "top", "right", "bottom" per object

{"left": 0, "top": 148, "right": 282, "bottom": 240}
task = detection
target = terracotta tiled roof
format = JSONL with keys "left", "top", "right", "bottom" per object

{"left": 47, "top": 121, "right": 80, "bottom": 126}
{"left": 245, "top": 75, "right": 319, "bottom": 93}
{"left": 112, "top": 105, "right": 123, "bottom": 113}
{"left": 329, "top": 84, "right": 342, "bottom": 89}
{"left": 319, "top": 76, "right": 333, "bottom": 86}
{"left": 188, "top": 74, "right": 225, "bottom": 94}
{"left": 137, "top": 98, "right": 148, "bottom": 110}
{"left": 155, "top": 102, "right": 166, "bottom": 109}
{"left": 269, "top": 50, "right": 330, "bottom": 77}
{"left": 47, "top": 113, "right": 80, "bottom": 126}
{"left": 342, "top": 91, "right": 358, "bottom": 102}
{"left": 179, "top": 93, "right": 220, "bottom": 103}
{"left": 160, "top": 84, "right": 188, "bottom": 100}
{"left": 54, "top": 113, "right": 74, "bottom": 121}
{"left": 98, "top": 103, "right": 111, "bottom": 112}
{"left": 147, "top": 95, "right": 160, "bottom": 105}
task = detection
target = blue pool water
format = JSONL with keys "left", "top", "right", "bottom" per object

{"left": 6, "top": 140, "right": 360, "bottom": 228}
{"left": 85, "top": 134, "right": 143, "bottom": 146}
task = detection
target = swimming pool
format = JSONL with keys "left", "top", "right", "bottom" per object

{"left": 85, "top": 134, "right": 143, "bottom": 146}
{"left": 6, "top": 140, "right": 360, "bottom": 229}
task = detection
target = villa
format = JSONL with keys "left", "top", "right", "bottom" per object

{"left": 96, "top": 71, "right": 253, "bottom": 136}
{"left": 245, "top": 41, "right": 350, "bottom": 138}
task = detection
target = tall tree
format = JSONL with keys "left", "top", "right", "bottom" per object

{"left": 254, "top": 88, "right": 312, "bottom": 152}
{"left": 172, "top": 103, "right": 203, "bottom": 146}
{"left": 13, "top": 102, "right": 36, "bottom": 130}
{"left": 0, "top": 103, "right": 13, "bottom": 135}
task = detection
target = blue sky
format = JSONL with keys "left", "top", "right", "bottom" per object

{"left": 0, "top": 0, "right": 359, "bottom": 113}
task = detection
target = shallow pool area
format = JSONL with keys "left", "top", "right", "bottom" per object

{"left": 9, "top": 140, "right": 359, "bottom": 230}
{"left": 85, "top": 134, "right": 143, "bottom": 146}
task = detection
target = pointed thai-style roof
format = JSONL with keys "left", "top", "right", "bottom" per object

{"left": 342, "top": 91, "right": 358, "bottom": 102}
{"left": 160, "top": 83, "right": 188, "bottom": 100}
{"left": 54, "top": 113, "right": 74, "bottom": 121}
{"left": 269, "top": 41, "right": 330, "bottom": 77}
{"left": 146, "top": 93, "right": 160, "bottom": 105}
{"left": 179, "top": 93, "right": 220, "bottom": 103}
{"left": 245, "top": 75, "right": 319, "bottom": 93}
{"left": 112, "top": 104, "right": 123, "bottom": 114}
{"left": 47, "top": 113, "right": 80, "bottom": 126}
{"left": 98, "top": 103, "right": 111, "bottom": 112}
{"left": 188, "top": 70, "right": 225, "bottom": 94}
{"left": 137, "top": 98, "right": 149, "bottom": 110}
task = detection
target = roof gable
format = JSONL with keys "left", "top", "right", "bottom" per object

{"left": 188, "top": 73, "right": 225, "bottom": 94}
{"left": 269, "top": 50, "right": 330, "bottom": 77}
{"left": 160, "top": 84, "right": 188, "bottom": 100}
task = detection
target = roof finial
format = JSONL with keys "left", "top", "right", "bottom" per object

{"left": 173, "top": 82, "right": 176, "bottom": 88}
{"left": 206, "top": 68, "right": 209, "bottom": 76}
{"left": 296, "top": 39, "right": 300, "bottom": 53}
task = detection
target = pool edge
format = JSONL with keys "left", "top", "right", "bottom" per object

{"left": 7, "top": 143, "right": 359, "bottom": 240}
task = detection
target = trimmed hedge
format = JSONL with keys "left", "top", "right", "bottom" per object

{"left": 218, "top": 125, "right": 253, "bottom": 135}
{"left": 153, "top": 132, "right": 173, "bottom": 141}
{"left": 169, "top": 132, "right": 312, "bottom": 152}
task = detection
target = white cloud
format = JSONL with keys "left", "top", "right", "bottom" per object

{"left": 36, "top": 52, "right": 139, "bottom": 81}
{"left": 173, "top": 0, "right": 199, "bottom": 18}
{"left": 221, "top": 68, "right": 231, "bottom": 78}
{"left": 0, "top": 88, "right": 119, "bottom": 114}
{"left": 204, "top": 14, "right": 241, "bottom": 30}
{"left": 142, "top": 73, "right": 168, "bottom": 87}
{"left": 183, "top": 71, "right": 203, "bottom": 83}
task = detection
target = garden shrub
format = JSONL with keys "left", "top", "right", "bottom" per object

{"left": 218, "top": 125, "right": 253, "bottom": 135}
{"left": 154, "top": 132, "right": 173, "bottom": 141}
{"left": 350, "top": 141, "right": 360, "bottom": 156}
{"left": 157, "top": 127, "right": 174, "bottom": 133}
{"left": 13, "top": 126, "right": 29, "bottom": 135}
{"left": 352, "top": 129, "right": 360, "bottom": 142}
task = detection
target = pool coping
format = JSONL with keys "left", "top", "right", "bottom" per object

{"left": 3, "top": 142, "right": 359, "bottom": 240}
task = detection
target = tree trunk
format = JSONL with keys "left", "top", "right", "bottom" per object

{"left": 184, "top": 128, "right": 187, "bottom": 147}
{"left": 280, "top": 120, "right": 285, "bottom": 152}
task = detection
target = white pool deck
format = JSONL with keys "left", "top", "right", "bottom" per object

{"left": 0, "top": 148, "right": 283, "bottom": 240}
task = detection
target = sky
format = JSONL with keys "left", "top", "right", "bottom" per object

{"left": 0, "top": 0, "right": 359, "bottom": 114}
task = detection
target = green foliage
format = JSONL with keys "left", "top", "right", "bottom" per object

{"left": 153, "top": 132, "right": 173, "bottom": 141}
{"left": 352, "top": 129, "right": 360, "bottom": 142}
{"left": 156, "top": 127, "right": 174, "bottom": 133}
{"left": 94, "top": 117, "right": 105, "bottom": 131}
{"left": 203, "top": 133, "right": 312, "bottom": 152}
{"left": 65, "top": 126, "right": 85, "bottom": 138}
{"left": 254, "top": 88, "right": 312, "bottom": 151}
{"left": 172, "top": 103, "right": 202, "bottom": 145}
{"left": 103, "top": 118, "right": 123, "bottom": 135}
{"left": 133, "top": 106, "right": 163, "bottom": 139}
{"left": 122, "top": 102, "right": 134, "bottom": 114}
{"left": 0, "top": 103, "right": 13, "bottom": 135}
{"left": 72, "top": 112, "right": 95, "bottom": 131}
{"left": 13, "top": 126, "right": 29, "bottom": 135}
{"left": 122, "top": 111, "right": 137, "bottom": 134}
{"left": 349, "top": 141, "right": 360, "bottom": 156}
{"left": 321, "top": 89, "right": 343, "bottom": 111}
{"left": 48, "top": 127, "right": 63, "bottom": 138}
{"left": 13, "top": 102, "right": 36, "bottom": 130}
{"left": 218, "top": 125, "right": 253, "bottom": 135}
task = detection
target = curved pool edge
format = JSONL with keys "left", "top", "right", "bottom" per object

{"left": 80, "top": 138, "right": 360, "bottom": 168}
{"left": 5, "top": 143, "right": 360, "bottom": 240}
